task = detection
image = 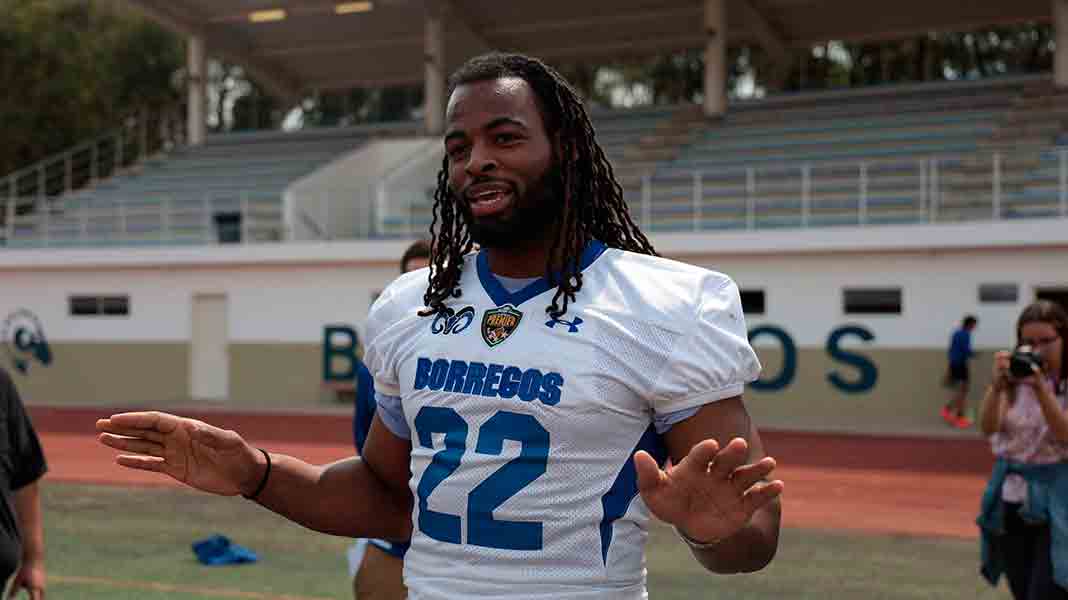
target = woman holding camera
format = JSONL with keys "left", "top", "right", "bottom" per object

{"left": 977, "top": 300, "right": 1068, "bottom": 600}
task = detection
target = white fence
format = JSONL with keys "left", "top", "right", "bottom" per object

{"left": 3, "top": 149, "right": 1068, "bottom": 247}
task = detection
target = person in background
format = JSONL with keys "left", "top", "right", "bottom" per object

{"left": 943, "top": 315, "right": 979, "bottom": 428}
{"left": 347, "top": 238, "right": 432, "bottom": 599}
{"left": 0, "top": 367, "right": 47, "bottom": 600}
{"left": 398, "top": 239, "right": 432, "bottom": 277}
{"left": 977, "top": 301, "right": 1068, "bottom": 600}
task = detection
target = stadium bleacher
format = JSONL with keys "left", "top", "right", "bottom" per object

{"left": 4, "top": 76, "right": 1067, "bottom": 248}
{"left": 370, "top": 75, "right": 1068, "bottom": 236}
{"left": 634, "top": 77, "right": 1050, "bottom": 231}
{"left": 4, "top": 125, "right": 414, "bottom": 247}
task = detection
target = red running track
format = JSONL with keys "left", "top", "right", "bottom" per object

{"left": 30, "top": 406, "right": 993, "bottom": 539}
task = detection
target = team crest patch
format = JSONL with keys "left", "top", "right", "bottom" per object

{"left": 481, "top": 305, "right": 523, "bottom": 348}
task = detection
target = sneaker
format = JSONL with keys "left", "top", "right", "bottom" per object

{"left": 955, "top": 416, "right": 973, "bottom": 429}
{"left": 941, "top": 406, "right": 956, "bottom": 425}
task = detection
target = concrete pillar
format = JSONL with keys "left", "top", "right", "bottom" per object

{"left": 703, "top": 0, "right": 727, "bottom": 118}
{"left": 880, "top": 44, "right": 893, "bottom": 84}
{"left": 1056, "top": 0, "right": 1068, "bottom": 89}
{"left": 187, "top": 36, "right": 207, "bottom": 146}
{"left": 425, "top": 13, "right": 445, "bottom": 135}
{"left": 923, "top": 36, "right": 935, "bottom": 82}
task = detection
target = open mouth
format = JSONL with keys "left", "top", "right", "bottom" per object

{"left": 466, "top": 184, "right": 514, "bottom": 218}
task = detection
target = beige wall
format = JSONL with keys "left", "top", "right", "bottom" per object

{"left": 747, "top": 347, "right": 995, "bottom": 435}
{"left": 228, "top": 343, "right": 329, "bottom": 408}
{"left": 15, "top": 341, "right": 996, "bottom": 436}
{"left": 12, "top": 343, "right": 188, "bottom": 407}
{"left": 12, "top": 342, "right": 349, "bottom": 411}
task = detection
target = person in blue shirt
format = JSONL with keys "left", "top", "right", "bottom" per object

{"left": 944, "top": 315, "right": 978, "bottom": 428}
{"left": 347, "top": 239, "right": 431, "bottom": 600}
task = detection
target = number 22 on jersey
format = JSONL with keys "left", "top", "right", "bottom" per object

{"left": 414, "top": 406, "right": 550, "bottom": 551}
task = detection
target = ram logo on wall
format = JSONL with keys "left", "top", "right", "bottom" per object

{"left": 1, "top": 309, "right": 52, "bottom": 374}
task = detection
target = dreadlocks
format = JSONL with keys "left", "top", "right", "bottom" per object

{"left": 421, "top": 52, "right": 657, "bottom": 320}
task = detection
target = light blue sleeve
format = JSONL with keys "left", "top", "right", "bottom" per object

{"left": 654, "top": 406, "right": 701, "bottom": 434}
{"left": 374, "top": 391, "right": 410, "bottom": 439}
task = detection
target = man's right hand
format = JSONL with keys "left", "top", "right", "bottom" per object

{"left": 96, "top": 412, "right": 265, "bottom": 497}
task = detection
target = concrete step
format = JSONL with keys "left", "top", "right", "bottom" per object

{"left": 621, "top": 146, "right": 678, "bottom": 162}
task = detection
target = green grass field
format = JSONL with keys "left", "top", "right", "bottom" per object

{"left": 39, "top": 482, "right": 1010, "bottom": 599}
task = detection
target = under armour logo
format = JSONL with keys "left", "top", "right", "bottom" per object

{"left": 545, "top": 316, "right": 583, "bottom": 333}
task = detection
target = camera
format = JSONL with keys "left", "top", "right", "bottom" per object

{"left": 1009, "top": 345, "right": 1044, "bottom": 379}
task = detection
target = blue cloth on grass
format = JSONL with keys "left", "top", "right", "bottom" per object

{"left": 192, "top": 534, "right": 259, "bottom": 566}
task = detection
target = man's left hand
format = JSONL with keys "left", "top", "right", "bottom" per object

{"left": 635, "top": 437, "right": 783, "bottom": 545}
{"left": 10, "top": 558, "right": 45, "bottom": 600}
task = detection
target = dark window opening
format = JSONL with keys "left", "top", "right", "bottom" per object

{"left": 70, "top": 295, "right": 129, "bottom": 317}
{"left": 979, "top": 283, "right": 1019, "bottom": 304}
{"left": 843, "top": 288, "right": 901, "bottom": 315}
{"left": 740, "top": 290, "right": 766, "bottom": 315}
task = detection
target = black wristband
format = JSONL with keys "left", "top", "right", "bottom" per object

{"left": 242, "top": 448, "right": 271, "bottom": 501}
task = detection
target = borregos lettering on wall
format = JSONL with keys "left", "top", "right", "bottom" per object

{"left": 323, "top": 325, "right": 360, "bottom": 383}
{"left": 748, "top": 324, "right": 878, "bottom": 394}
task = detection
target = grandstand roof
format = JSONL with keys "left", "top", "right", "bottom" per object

{"left": 121, "top": 0, "right": 1052, "bottom": 102}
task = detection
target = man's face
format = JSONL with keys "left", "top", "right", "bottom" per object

{"left": 443, "top": 77, "right": 562, "bottom": 248}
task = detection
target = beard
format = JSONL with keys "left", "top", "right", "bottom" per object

{"left": 457, "top": 163, "right": 563, "bottom": 249}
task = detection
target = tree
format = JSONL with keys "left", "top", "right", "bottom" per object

{"left": 782, "top": 24, "right": 1054, "bottom": 93}
{"left": 287, "top": 84, "right": 424, "bottom": 129}
{"left": 0, "top": 0, "right": 183, "bottom": 178}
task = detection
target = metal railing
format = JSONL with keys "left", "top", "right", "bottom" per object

{"left": 623, "top": 148, "right": 1068, "bottom": 232}
{"left": 1, "top": 106, "right": 183, "bottom": 209}
{"left": 2, "top": 148, "right": 1067, "bottom": 248}
{"left": 2, "top": 192, "right": 283, "bottom": 247}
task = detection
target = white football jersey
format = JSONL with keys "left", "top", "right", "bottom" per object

{"left": 364, "top": 242, "right": 761, "bottom": 600}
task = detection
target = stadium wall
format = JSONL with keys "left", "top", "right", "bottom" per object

{"left": 284, "top": 137, "right": 438, "bottom": 240}
{"left": 1, "top": 220, "right": 1065, "bottom": 436}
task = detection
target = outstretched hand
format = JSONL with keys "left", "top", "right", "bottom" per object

{"left": 634, "top": 437, "right": 783, "bottom": 545}
{"left": 96, "top": 411, "right": 262, "bottom": 497}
